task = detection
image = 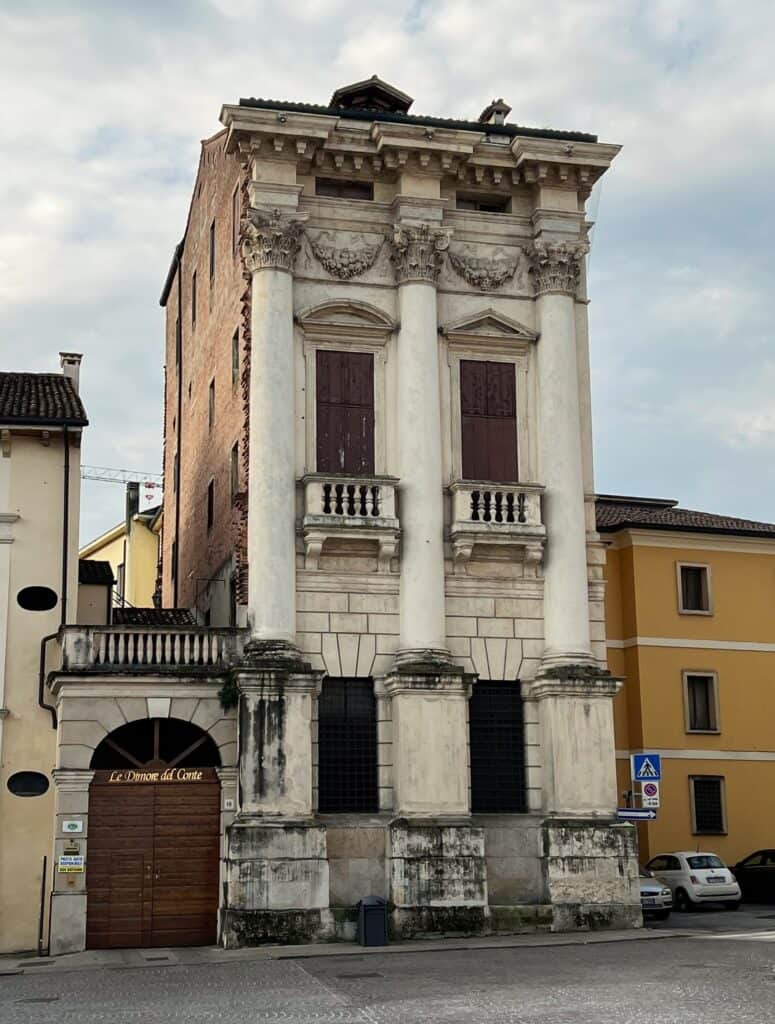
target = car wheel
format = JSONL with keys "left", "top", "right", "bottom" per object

{"left": 675, "top": 888, "right": 696, "bottom": 912}
{"left": 724, "top": 900, "right": 741, "bottom": 911}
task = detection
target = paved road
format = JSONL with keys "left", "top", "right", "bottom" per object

{"left": 4, "top": 908, "right": 775, "bottom": 1024}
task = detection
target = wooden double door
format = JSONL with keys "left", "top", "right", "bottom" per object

{"left": 86, "top": 770, "right": 220, "bottom": 949}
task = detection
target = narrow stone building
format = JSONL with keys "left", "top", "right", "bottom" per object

{"left": 47, "top": 76, "right": 640, "bottom": 952}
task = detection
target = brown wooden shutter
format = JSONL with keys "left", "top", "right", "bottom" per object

{"left": 460, "top": 360, "right": 517, "bottom": 481}
{"left": 316, "top": 350, "right": 375, "bottom": 474}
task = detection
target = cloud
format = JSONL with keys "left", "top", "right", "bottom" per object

{"left": 0, "top": 0, "right": 774, "bottom": 544}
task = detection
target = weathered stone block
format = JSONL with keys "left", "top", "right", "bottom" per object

{"left": 368, "top": 613, "right": 399, "bottom": 634}
{"left": 446, "top": 596, "right": 494, "bottom": 617}
{"left": 349, "top": 593, "right": 399, "bottom": 614}
{"left": 478, "top": 618, "right": 514, "bottom": 638}
{"left": 388, "top": 820, "right": 487, "bottom": 915}
{"left": 297, "top": 591, "right": 349, "bottom": 612}
{"left": 446, "top": 616, "right": 477, "bottom": 637}
{"left": 330, "top": 612, "right": 367, "bottom": 633}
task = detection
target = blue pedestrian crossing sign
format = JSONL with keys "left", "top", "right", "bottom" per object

{"left": 631, "top": 753, "right": 662, "bottom": 782}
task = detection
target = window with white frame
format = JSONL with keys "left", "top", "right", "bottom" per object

{"left": 299, "top": 302, "right": 392, "bottom": 478}
{"left": 683, "top": 671, "right": 719, "bottom": 733}
{"left": 677, "top": 562, "right": 712, "bottom": 614}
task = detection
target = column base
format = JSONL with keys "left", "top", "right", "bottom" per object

{"left": 221, "top": 818, "right": 330, "bottom": 948}
{"left": 392, "top": 647, "right": 461, "bottom": 674}
{"left": 543, "top": 817, "right": 642, "bottom": 931}
{"left": 240, "top": 638, "right": 309, "bottom": 670}
{"left": 388, "top": 818, "right": 489, "bottom": 939}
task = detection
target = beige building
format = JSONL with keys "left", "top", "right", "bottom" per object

{"left": 0, "top": 354, "right": 93, "bottom": 954}
{"left": 42, "top": 77, "right": 640, "bottom": 955}
{"left": 79, "top": 483, "right": 161, "bottom": 612}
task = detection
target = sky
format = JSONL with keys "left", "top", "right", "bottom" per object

{"left": 1, "top": 0, "right": 774, "bottom": 544}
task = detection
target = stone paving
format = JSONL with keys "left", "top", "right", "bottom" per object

{"left": 3, "top": 919, "right": 775, "bottom": 1024}
{"left": 2, "top": 906, "right": 775, "bottom": 1023}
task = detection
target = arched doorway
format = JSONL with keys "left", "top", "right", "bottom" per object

{"left": 86, "top": 718, "right": 221, "bottom": 949}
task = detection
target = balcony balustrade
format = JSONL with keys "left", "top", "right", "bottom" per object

{"left": 60, "top": 626, "right": 245, "bottom": 674}
{"left": 449, "top": 481, "right": 546, "bottom": 571}
{"left": 301, "top": 473, "right": 400, "bottom": 572}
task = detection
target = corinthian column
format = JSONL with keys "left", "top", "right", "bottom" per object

{"left": 241, "top": 207, "right": 305, "bottom": 653}
{"left": 528, "top": 240, "right": 593, "bottom": 669}
{"left": 389, "top": 222, "right": 450, "bottom": 665}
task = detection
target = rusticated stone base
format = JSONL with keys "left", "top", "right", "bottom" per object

{"left": 390, "top": 905, "right": 488, "bottom": 939}
{"left": 388, "top": 819, "right": 488, "bottom": 937}
{"left": 222, "top": 819, "right": 330, "bottom": 947}
{"left": 221, "top": 908, "right": 331, "bottom": 948}
{"left": 543, "top": 818, "right": 642, "bottom": 932}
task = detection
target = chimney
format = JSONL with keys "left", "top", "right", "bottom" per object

{"left": 478, "top": 99, "right": 512, "bottom": 127}
{"left": 59, "top": 352, "right": 83, "bottom": 394}
{"left": 125, "top": 481, "right": 140, "bottom": 532}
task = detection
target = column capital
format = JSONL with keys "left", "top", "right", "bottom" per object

{"left": 241, "top": 206, "right": 306, "bottom": 274}
{"left": 389, "top": 222, "right": 450, "bottom": 284}
{"left": 527, "top": 239, "right": 589, "bottom": 296}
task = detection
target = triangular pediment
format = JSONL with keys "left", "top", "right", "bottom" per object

{"left": 441, "top": 308, "right": 538, "bottom": 342}
{"left": 297, "top": 300, "right": 396, "bottom": 338}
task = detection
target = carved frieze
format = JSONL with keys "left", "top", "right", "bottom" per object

{"left": 389, "top": 223, "right": 450, "bottom": 284}
{"left": 307, "top": 231, "right": 383, "bottom": 280}
{"left": 526, "top": 240, "right": 589, "bottom": 296}
{"left": 241, "top": 207, "right": 306, "bottom": 274}
{"left": 448, "top": 245, "right": 519, "bottom": 292}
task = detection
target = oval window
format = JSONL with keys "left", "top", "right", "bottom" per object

{"left": 17, "top": 586, "right": 58, "bottom": 612}
{"left": 7, "top": 771, "right": 50, "bottom": 797}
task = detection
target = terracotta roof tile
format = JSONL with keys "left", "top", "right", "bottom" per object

{"left": 0, "top": 373, "right": 87, "bottom": 426}
{"left": 78, "top": 560, "right": 114, "bottom": 586}
{"left": 112, "top": 608, "right": 196, "bottom": 626}
{"left": 596, "top": 495, "right": 775, "bottom": 538}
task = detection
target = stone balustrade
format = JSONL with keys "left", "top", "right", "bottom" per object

{"left": 301, "top": 473, "right": 400, "bottom": 572}
{"left": 60, "top": 626, "right": 245, "bottom": 674}
{"left": 449, "top": 481, "right": 546, "bottom": 571}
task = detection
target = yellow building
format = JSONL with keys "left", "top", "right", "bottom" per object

{"left": 600, "top": 494, "right": 775, "bottom": 866}
{"left": 79, "top": 483, "right": 161, "bottom": 612}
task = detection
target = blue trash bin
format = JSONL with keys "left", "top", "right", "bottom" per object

{"left": 357, "top": 895, "right": 388, "bottom": 946}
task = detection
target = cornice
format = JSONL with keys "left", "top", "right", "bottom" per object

{"left": 221, "top": 105, "right": 621, "bottom": 193}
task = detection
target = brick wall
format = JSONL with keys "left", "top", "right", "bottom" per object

{"left": 162, "top": 132, "right": 246, "bottom": 614}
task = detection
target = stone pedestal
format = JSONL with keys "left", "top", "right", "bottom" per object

{"left": 543, "top": 819, "right": 641, "bottom": 931}
{"left": 49, "top": 769, "right": 93, "bottom": 956}
{"left": 531, "top": 668, "right": 641, "bottom": 930}
{"left": 388, "top": 819, "right": 488, "bottom": 938}
{"left": 222, "top": 820, "right": 330, "bottom": 947}
{"left": 221, "top": 647, "right": 329, "bottom": 947}
{"left": 383, "top": 669, "right": 488, "bottom": 936}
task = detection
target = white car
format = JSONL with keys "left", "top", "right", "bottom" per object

{"left": 646, "top": 851, "right": 741, "bottom": 912}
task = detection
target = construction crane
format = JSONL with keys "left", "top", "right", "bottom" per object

{"left": 81, "top": 465, "right": 163, "bottom": 503}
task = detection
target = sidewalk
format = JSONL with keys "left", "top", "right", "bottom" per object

{"left": 0, "top": 927, "right": 690, "bottom": 977}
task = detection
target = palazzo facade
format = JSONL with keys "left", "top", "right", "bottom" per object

{"left": 47, "top": 77, "right": 639, "bottom": 953}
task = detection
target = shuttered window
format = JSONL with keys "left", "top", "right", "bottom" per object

{"left": 469, "top": 680, "right": 526, "bottom": 813}
{"left": 317, "top": 678, "right": 378, "bottom": 813}
{"left": 316, "top": 350, "right": 375, "bottom": 474}
{"left": 460, "top": 360, "right": 517, "bottom": 482}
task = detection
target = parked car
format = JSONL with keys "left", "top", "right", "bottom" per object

{"left": 733, "top": 850, "right": 775, "bottom": 903}
{"left": 638, "top": 866, "right": 672, "bottom": 920}
{"left": 646, "top": 851, "right": 741, "bottom": 911}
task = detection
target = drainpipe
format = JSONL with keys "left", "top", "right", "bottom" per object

{"left": 38, "top": 425, "right": 70, "bottom": 729}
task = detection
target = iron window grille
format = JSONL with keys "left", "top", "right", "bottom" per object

{"left": 691, "top": 776, "right": 725, "bottom": 834}
{"left": 469, "top": 680, "right": 526, "bottom": 813}
{"left": 318, "top": 678, "right": 378, "bottom": 813}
